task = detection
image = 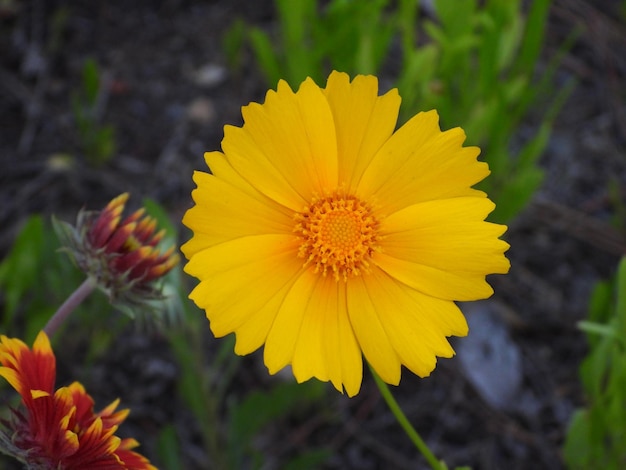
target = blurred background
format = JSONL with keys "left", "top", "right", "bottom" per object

{"left": 0, "top": 0, "right": 625, "bottom": 469}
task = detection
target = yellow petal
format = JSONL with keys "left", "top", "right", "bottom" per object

{"left": 0, "top": 367, "right": 20, "bottom": 393}
{"left": 0, "top": 335, "right": 28, "bottom": 369}
{"left": 233, "top": 261, "right": 304, "bottom": 355}
{"left": 346, "top": 276, "right": 401, "bottom": 385}
{"left": 291, "top": 276, "right": 332, "bottom": 384}
{"left": 186, "top": 234, "right": 302, "bottom": 341}
{"left": 223, "top": 78, "right": 338, "bottom": 211}
{"left": 357, "top": 110, "right": 489, "bottom": 214}
{"left": 362, "top": 268, "right": 468, "bottom": 377}
{"left": 373, "top": 253, "right": 495, "bottom": 301}
{"left": 233, "top": 283, "right": 293, "bottom": 356}
{"left": 204, "top": 151, "right": 261, "bottom": 198}
{"left": 31, "top": 389, "right": 50, "bottom": 399}
{"left": 264, "top": 269, "right": 318, "bottom": 375}
{"left": 376, "top": 197, "right": 509, "bottom": 300}
{"left": 181, "top": 170, "right": 293, "bottom": 258}
{"left": 221, "top": 124, "right": 305, "bottom": 210}
{"left": 33, "top": 331, "right": 52, "bottom": 355}
{"left": 384, "top": 197, "right": 509, "bottom": 264}
{"left": 323, "top": 71, "right": 401, "bottom": 192}
{"left": 290, "top": 276, "right": 363, "bottom": 396}
{"left": 334, "top": 286, "right": 363, "bottom": 397}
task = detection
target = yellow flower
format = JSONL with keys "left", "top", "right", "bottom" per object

{"left": 182, "top": 71, "right": 510, "bottom": 397}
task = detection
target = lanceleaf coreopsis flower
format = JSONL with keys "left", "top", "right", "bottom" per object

{"left": 0, "top": 332, "right": 155, "bottom": 469}
{"left": 182, "top": 71, "right": 510, "bottom": 397}
{"left": 54, "top": 193, "right": 180, "bottom": 314}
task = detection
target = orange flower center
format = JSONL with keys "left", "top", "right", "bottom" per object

{"left": 294, "top": 192, "right": 380, "bottom": 281}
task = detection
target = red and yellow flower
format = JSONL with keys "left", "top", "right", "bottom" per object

{"left": 0, "top": 332, "right": 155, "bottom": 469}
{"left": 54, "top": 193, "right": 180, "bottom": 312}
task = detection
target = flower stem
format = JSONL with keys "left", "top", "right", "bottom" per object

{"left": 369, "top": 365, "right": 444, "bottom": 470}
{"left": 44, "top": 277, "right": 97, "bottom": 337}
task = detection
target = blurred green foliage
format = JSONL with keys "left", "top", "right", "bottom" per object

{"left": 0, "top": 215, "right": 94, "bottom": 342}
{"left": 225, "top": 0, "right": 574, "bottom": 223}
{"left": 228, "top": 380, "right": 329, "bottom": 469}
{"left": 563, "top": 258, "right": 626, "bottom": 469}
{"left": 243, "top": 0, "right": 394, "bottom": 86}
{"left": 71, "top": 58, "right": 117, "bottom": 165}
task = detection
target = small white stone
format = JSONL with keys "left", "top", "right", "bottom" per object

{"left": 192, "top": 64, "right": 227, "bottom": 88}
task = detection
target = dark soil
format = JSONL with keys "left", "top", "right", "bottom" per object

{"left": 1, "top": 1, "right": 625, "bottom": 469}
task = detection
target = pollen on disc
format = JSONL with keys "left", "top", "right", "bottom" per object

{"left": 294, "top": 192, "right": 380, "bottom": 281}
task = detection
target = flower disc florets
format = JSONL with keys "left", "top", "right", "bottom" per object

{"left": 294, "top": 192, "right": 380, "bottom": 281}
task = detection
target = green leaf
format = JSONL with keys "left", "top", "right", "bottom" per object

{"left": 277, "top": 0, "right": 318, "bottom": 84}
{"left": 577, "top": 321, "right": 620, "bottom": 341}
{"left": 489, "top": 166, "right": 543, "bottom": 224}
{"left": 579, "top": 331, "right": 611, "bottom": 398}
{"left": 563, "top": 410, "right": 592, "bottom": 469}
{"left": 516, "top": 122, "right": 551, "bottom": 170}
{"left": 567, "top": 257, "right": 626, "bottom": 468}
{"left": 397, "top": 44, "right": 438, "bottom": 121}
{"left": 168, "top": 330, "right": 208, "bottom": 421}
{"left": 222, "top": 18, "right": 247, "bottom": 73}
{"left": 615, "top": 257, "right": 626, "bottom": 328}
{"left": 586, "top": 281, "right": 613, "bottom": 348}
{"left": 156, "top": 424, "right": 183, "bottom": 470}
{"left": 0, "top": 216, "right": 45, "bottom": 328}
{"left": 142, "top": 198, "right": 178, "bottom": 241}
{"left": 249, "top": 27, "right": 282, "bottom": 88}
{"left": 434, "top": 0, "right": 477, "bottom": 40}
{"left": 512, "top": 0, "right": 550, "bottom": 75}
{"left": 81, "top": 58, "right": 101, "bottom": 105}
{"left": 493, "top": 1, "right": 523, "bottom": 71}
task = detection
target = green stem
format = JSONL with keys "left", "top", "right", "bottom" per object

{"left": 44, "top": 277, "right": 96, "bottom": 337}
{"left": 369, "top": 364, "right": 444, "bottom": 470}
